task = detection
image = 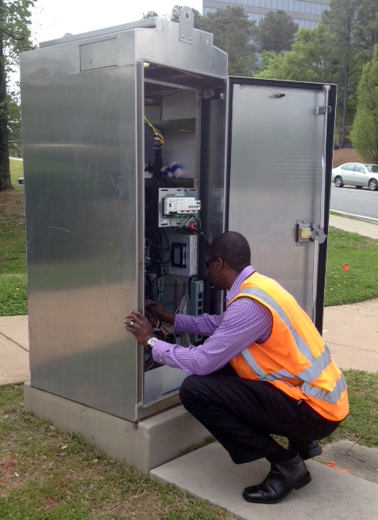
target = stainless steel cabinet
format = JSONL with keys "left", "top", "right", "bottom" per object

{"left": 20, "top": 12, "right": 335, "bottom": 423}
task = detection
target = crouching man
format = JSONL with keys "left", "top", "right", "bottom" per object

{"left": 125, "top": 231, "right": 348, "bottom": 504}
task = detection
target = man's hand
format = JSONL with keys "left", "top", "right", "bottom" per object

{"left": 125, "top": 310, "right": 154, "bottom": 345}
{"left": 145, "top": 301, "right": 175, "bottom": 324}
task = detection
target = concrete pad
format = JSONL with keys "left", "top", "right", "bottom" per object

{"left": 0, "top": 334, "right": 29, "bottom": 386}
{"left": 317, "top": 440, "right": 378, "bottom": 485}
{"left": 323, "top": 298, "right": 378, "bottom": 372}
{"left": 0, "top": 315, "right": 29, "bottom": 350}
{"left": 24, "top": 382, "right": 209, "bottom": 474}
{"left": 329, "top": 215, "right": 378, "bottom": 240}
{"left": 150, "top": 442, "right": 378, "bottom": 520}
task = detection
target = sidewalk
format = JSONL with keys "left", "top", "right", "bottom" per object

{"left": 329, "top": 213, "right": 378, "bottom": 239}
{"left": 324, "top": 215, "right": 378, "bottom": 371}
{"left": 1, "top": 214, "right": 378, "bottom": 519}
{"left": 0, "top": 315, "right": 29, "bottom": 386}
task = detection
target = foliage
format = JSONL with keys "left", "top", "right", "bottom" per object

{"left": 353, "top": 0, "right": 378, "bottom": 52}
{"left": 201, "top": 6, "right": 257, "bottom": 76}
{"left": 322, "top": 0, "right": 378, "bottom": 148}
{"left": 142, "top": 10, "right": 159, "bottom": 19}
{"left": 6, "top": 88, "right": 21, "bottom": 156}
{"left": 0, "top": 0, "right": 35, "bottom": 191}
{"left": 351, "top": 46, "right": 378, "bottom": 164}
{"left": 171, "top": 5, "right": 258, "bottom": 75}
{"left": 256, "top": 0, "right": 378, "bottom": 149}
{"left": 255, "top": 10, "right": 298, "bottom": 53}
{"left": 170, "top": 5, "right": 204, "bottom": 29}
{"left": 257, "top": 25, "right": 338, "bottom": 82}
{"left": 325, "top": 226, "right": 378, "bottom": 306}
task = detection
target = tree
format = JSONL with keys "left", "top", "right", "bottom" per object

{"left": 354, "top": 0, "right": 378, "bottom": 52}
{"left": 257, "top": 0, "right": 378, "bottom": 149}
{"left": 351, "top": 46, "right": 378, "bottom": 164}
{"left": 0, "top": 0, "right": 35, "bottom": 191}
{"left": 7, "top": 88, "right": 21, "bottom": 157}
{"left": 322, "top": 0, "right": 369, "bottom": 148}
{"left": 202, "top": 7, "right": 257, "bottom": 76}
{"left": 257, "top": 25, "right": 338, "bottom": 82}
{"left": 142, "top": 11, "right": 159, "bottom": 19}
{"left": 169, "top": 6, "right": 257, "bottom": 74}
{"left": 256, "top": 10, "right": 298, "bottom": 53}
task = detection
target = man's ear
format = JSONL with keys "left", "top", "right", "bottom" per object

{"left": 216, "top": 257, "right": 224, "bottom": 270}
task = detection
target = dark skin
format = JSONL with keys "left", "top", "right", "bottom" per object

{"left": 124, "top": 257, "right": 242, "bottom": 345}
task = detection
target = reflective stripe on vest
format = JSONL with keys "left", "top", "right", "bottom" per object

{"left": 238, "top": 286, "right": 315, "bottom": 362}
{"left": 236, "top": 285, "right": 347, "bottom": 404}
{"left": 302, "top": 375, "right": 347, "bottom": 404}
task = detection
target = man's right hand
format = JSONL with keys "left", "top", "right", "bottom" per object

{"left": 145, "top": 301, "right": 174, "bottom": 325}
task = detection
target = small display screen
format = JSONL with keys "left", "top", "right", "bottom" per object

{"left": 171, "top": 243, "right": 186, "bottom": 268}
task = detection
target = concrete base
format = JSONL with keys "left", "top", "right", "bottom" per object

{"left": 24, "top": 381, "right": 209, "bottom": 474}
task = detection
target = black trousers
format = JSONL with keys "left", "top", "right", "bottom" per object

{"left": 179, "top": 370, "right": 341, "bottom": 464}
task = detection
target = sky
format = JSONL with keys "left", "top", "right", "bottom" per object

{"left": 32, "top": 0, "right": 203, "bottom": 45}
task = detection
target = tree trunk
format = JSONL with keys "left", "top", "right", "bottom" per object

{"left": 338, "top": 67, "right": 349, "bottom": 149}
{"left": 0, "top": 0, "right": 12, "bottom": 191}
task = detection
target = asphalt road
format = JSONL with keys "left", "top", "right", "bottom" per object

{"left": 330, "top": 185, "right": 378, "bottom": 222}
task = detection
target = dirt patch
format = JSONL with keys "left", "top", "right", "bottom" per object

{"left": 0, "top": 190, "right": 24, "bottom": 220}
{"left": 333, "top": 148, "right": 363, "bottom": 167}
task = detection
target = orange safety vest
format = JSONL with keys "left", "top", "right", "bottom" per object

{"left": 229, "top": 272, "right": 349, "bottom": 422}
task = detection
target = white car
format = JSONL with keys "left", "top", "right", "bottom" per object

{"left": 332, "top": 162, "right": 378, "bottom": 191}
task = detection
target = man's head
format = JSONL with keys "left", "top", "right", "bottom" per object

{"left": 206, "top": 231, "right": 251, "bottom": 290}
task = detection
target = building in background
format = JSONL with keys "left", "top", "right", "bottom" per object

{"left": 202, "top": 0, "right": 331, "bottom": 29}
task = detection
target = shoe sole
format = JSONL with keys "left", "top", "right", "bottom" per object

{"left": 243, "top": 472, "right": 312, "bottom": 504}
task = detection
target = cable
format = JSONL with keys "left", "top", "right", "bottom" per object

{"left": 144, "top": 116, "right": 164, "bottom": 148}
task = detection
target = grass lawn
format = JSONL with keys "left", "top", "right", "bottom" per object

{"left": 0, "top": 187, "right": 27, "bottom": 317}
{"left": 0, "top": 388, "right": 233, "bottom": 520}
{"left": 9, "top": 158, "right": 24, "bottom": 190}
{"left": 325, "top": 227, "right": 378, "bottom": 306}
{"left": 1, "top": 369, "right": 377, "bottom": 519}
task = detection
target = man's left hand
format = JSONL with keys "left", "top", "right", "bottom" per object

{"left": 124, "top": 310, "right": 154, "bottom": 345}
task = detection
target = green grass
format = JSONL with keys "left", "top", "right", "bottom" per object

{"left": 1, "top": 370, "right": 378, "bottom": 518}
{"left": 0, "top": 386, "right": 235, "bottom": 520}
{"left": 0, "top": 159, "right": 26, "bottom": 316}
{"left": 9, "top": 158, "right": 24, "bottom": 191}
{"left": 0, "top": 186, "right": 27, "bottom": 316}
{"left": 326, "top": 370, "right": 378, "bottom": 446}
{"left": 325, "top": 227, "right": 378, "bottom": 306}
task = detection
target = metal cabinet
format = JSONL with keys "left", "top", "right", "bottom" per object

{"left": 20, "top": 11, "right": 335, "bottom": 423}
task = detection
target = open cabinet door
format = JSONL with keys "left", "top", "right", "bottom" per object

{"left": 226, "top": 78, "right": 336, "bottom": 331}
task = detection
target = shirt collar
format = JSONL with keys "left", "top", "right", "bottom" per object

{"left": 226, "top": 265, "right": 255, "bottom": 301}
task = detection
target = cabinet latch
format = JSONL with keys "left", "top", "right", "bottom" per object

{"left": 316, "top": 106, "right": 332, "bottom": 115}
{"left": 296, "top": 221, "right": 312, "bottom": 242}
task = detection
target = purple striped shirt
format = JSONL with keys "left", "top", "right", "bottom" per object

{"left": 152, "top": 266, "right": 273, "bottom": 375}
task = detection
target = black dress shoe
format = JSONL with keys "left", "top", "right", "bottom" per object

{"left": 243, "top": 454, "right": 311, "bottom": 504}
{"left": 289, "top": 440, "right": 323, "bottom": 460}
